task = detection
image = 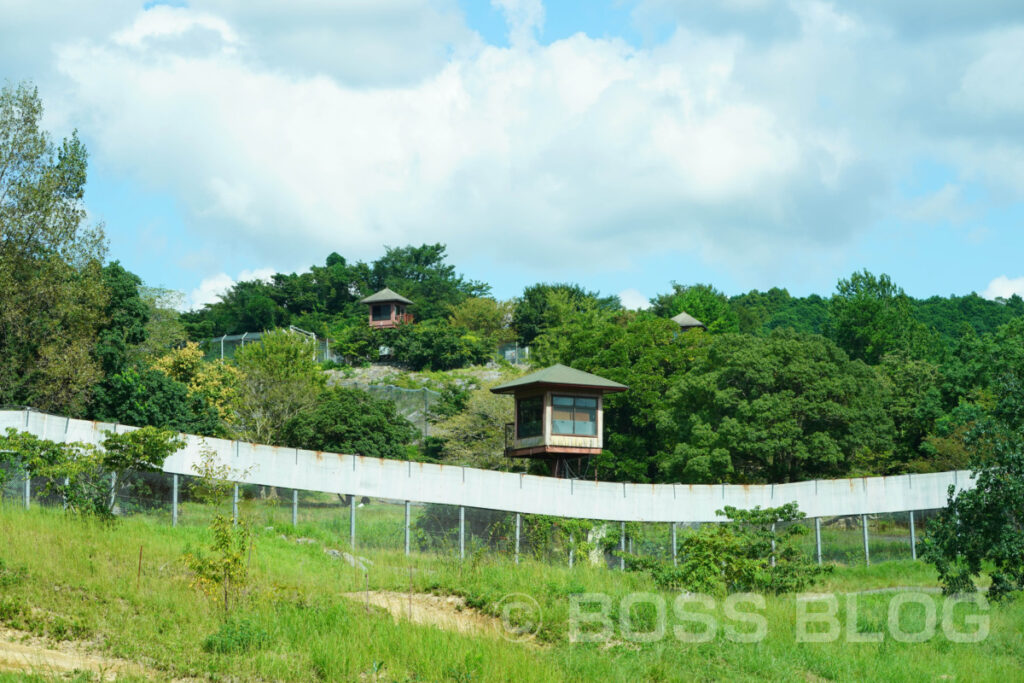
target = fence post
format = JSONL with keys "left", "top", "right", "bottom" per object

{"left": 909, "top": 510, "right": 917, "bottom": 561}
{"left": 23, "top": 473, "right": 30, "bottom": 510}
{"left": 671, "top": 522, "right": 678, "bottom": 567}
{"left": 569, "top": 533, "right": 574, "bottom": 568}
{"left": 172, "top": 474, "right": 178, "bottom": 527}
{"left": 515, "top": 512, "right": 521, "bottom": 565}
{"left": 232, "top": 483, "right": 239, "bottom": 524}
{"left": 62, "top": 476, "right": 69, "bottom": 511}
{"left": 770, "top": 522, "right": 776, "bottom": 568}
{"left": 405, "top": 501, "right": 411, "bottom": 556}
{"left": 815, "top": 517, "right": 822, "bottom": 566}
{"left": 459, "top": 506, "right": 465, "bottom": 560}
{"left": 292, "top": 489, "right": 298, "bottom": 527}
{"left": 861, "top": 514, "right": 870, "bottom": 566}
{"left": 619, "top": 522, "right": 626, "bottom": 571}
{"left": 350, "top": 495, "right": 356, "bottom": 549}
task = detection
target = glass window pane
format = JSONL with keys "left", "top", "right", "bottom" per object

{"left": 552, "top": 396, "right": 574, "bottom": 407}
{"left": 516, "top": 397, "right": 543, "bottom": 438}
{"left": 576, "top": 397, "right": 598, "bottom": 409}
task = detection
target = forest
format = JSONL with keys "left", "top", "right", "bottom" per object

{"left": 5, "top": 80, "right": 1024, "bottom": 488}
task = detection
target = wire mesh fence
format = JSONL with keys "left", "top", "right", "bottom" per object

{"left": 1, "top": 461, "right": 940, "bottom": 571}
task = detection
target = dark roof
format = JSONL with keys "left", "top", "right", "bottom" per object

{"left": 490, "top": 364, "right": 628, "bottom": 395}
{"left": 670, "top": 311, "right": 706, "bottom": 329}
{"left": 360, "top": 288, "right": 413, "bottom": 305}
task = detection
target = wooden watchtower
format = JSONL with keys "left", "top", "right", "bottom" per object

{"left": 360, "top": 288, "right": 413, "bottom": 329}
{"left": 491, "top": 364, "right": 627, "bottom": 478}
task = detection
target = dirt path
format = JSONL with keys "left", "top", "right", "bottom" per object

{"left": 342, "top": 591, "right": 505, "bottom": 637}
{"left": 0, "top": 627, "right": 153, "bottom": 680}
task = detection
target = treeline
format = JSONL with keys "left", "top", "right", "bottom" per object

{"left": 5, "top": 79, "right": 1024, "bottom": 488}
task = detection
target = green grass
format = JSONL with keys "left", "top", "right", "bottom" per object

{"left": 0, "top": 500, "right": 1021, "bottom": 681}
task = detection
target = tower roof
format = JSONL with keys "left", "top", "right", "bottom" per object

{"left": 360, "top": 288, "right": 413, "bottom": 305}
{"left": 490, "top": 364, "right": 628, "bottom": 395}
{"left": 670, "top": 311, "right": 706, "bottom": 329}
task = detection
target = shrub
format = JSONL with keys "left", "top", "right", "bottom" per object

{"left": 202, "top": 616, "right": 268, "bottom": 654}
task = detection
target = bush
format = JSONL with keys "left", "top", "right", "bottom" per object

{"left": 202, "top": 616, "right": 269, "bottom": 654}
{"left": 623, "top": 503, "right": 830, "bottom": 596}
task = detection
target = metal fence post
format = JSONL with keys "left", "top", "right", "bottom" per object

{"left": 619, "top": 522, "right": 626, "bottom": 571}
{"left": 815, "top": 517, "right": 822, "bottom": 566}
{"left": 62, "top": 476, "right": 69, "bottom": 511}
{"left": 909, "top": 510, "right": 917, "bottom": 560}
{"left": 172, "top": 474, "right": 178, "bottom": 527}
{"left": 569, "top": 534, "right": 574, "bottom": 568}
{"left": 515, "top": 513, "right": 521, "bottom": 565}
{"left": 459, "top": 506, "right": 465, "bottom": 560}
{"left": 292, "top": 489, "right": 298, "bottom": 527}
{"left": 862, "top": 514, "right": 870, "bottom": 566}
{"left": 23, "top": 474, "right": 30, "bottom": 510}
{"left": 350, "top": 495, "right": 356, "bottom": 549}
{"left": 405, "top": 501, "right": 411, "bottom": 556}
{"left": 232, "top": 483, "right": 239, "bottom": 524}
{"left": 672, "top": 522, "right": 678, "bottom": 567}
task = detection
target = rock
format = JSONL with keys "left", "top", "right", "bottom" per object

{"left": 294, "top": 537, "right": 317, "bottom": 545}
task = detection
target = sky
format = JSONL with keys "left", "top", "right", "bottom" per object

{"left": 2, "top": 0, "right": 1023, "bottom": 310}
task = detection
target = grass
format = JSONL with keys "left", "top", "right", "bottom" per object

{"left": 0, "top": 498, "right": 1021, "bottom": 681}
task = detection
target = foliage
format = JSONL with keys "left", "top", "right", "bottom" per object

{"left": 279, "top": 386, "right": 417, "bottom": 459}
{"left": 0, "top": 426, "right": 182, "bottom": 517}
{"left": 512, "top": 282, "right": 620, "bottom": 345}
{"left": 202, "top": 615, "right": 268, "bottom": 654}
{"left": 923, "top": 424, "right": 1024, "bottom": 601}
{"left": 0, "top": 81, "right": 107, "bottom": 414}
{"left": 90, "top": 366, "right": 224, "bottom": 436}
{"left": 624, "top": 504, "right": 830, "bottom": 596}
{"left": 94, "top": 261, "right": 149, "bottom": 376}
{"left": 390, "top": 319, "right": 490, "bottom": 371}
{"left": 184, "top": 514, "right": 254, "bottom": 614}
{"left": 231, "top": 329, "right": 326, "bottom": 444}
{"left": 151, "top": 342, "right": 241, "bottom": 422}
{"left": 659, "top": 329, "right": 892, "bottom": 483}
{"left": 448, "top": 297, "right": 517, "bottom": 345}
{"left": 431, "top": 381, "right": 514, "bottom": 469}
{"left": 129, "top": 286, "right": 188, "bottom": 363}
{"left": 649, "top": 282, "right": 739, "bottom": 333}
{"left": 370, "top": 243, "right": 489, "bottom": 322}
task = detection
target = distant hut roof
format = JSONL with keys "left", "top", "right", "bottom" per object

{"left": 360, "top": 288, "right": 413, "bottom": 305}
{"left": 670, "top": 311, "right": 706, "bottom": 330}
{"left": 490, "top": 364, "right": 628, "bottom": 395}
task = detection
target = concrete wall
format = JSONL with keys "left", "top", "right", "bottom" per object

{"left": 2, "top": 410, "right": 973, "bottom": 523}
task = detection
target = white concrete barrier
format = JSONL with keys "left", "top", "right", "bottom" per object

{"left": 1, "top": 410, "right": 972, "bottom": 522}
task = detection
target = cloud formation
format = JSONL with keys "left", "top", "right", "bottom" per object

{"left": 983, "top": 275, "right": 1024, "bottom": 301}
{"left": 6, "top": 0, "right": 1022, "bottom": 293}
{"left": 188, "top": 267, "right": 277, "bottom": 310}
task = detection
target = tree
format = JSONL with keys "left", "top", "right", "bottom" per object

{"left": 129, "top": 286, "right": 188, "bottom": 363}
{"left": 91, "top": 367, "right": 224, "bottom": 436}
{"left": 0, "top": 81, "right": 107, "bottom": 414}
{"left": 95, "top": 261, "right": 149, "bottom": 376}
{"left": 151, "top": 342, "right": 241, "bottom": 423}
{"left": 923, "top": 420, "right": 1024, "bottom": 601}
{"left": 369, "top": 243, "right": 489, "bottom": 322}
{"left": 231, "top": 329, "right": 326, "bottom": 444}
{"left": 513, "top": 283, "right": 620, "bottom": 345}
{"left": 448, "top": 297, "right": 516, "bottom": 346}
{"left": 279, "top": 386, "right": 417, "bottom": 459}
{"left": 432, "top": 381, "right": 514, "bottom": 469}
{"left": 827, "top": 270, "right": 938, "bottom": 364}
{"left": 659, "top": 330, "right": 893, "bottom": 483}
{"left": 390, "top": 319, "right": 490, "bottom": 371}
{"left": 649, "top": 282, "right": 739, "bottom": 333}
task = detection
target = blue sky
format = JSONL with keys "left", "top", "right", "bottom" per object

{"left": 2, "top": 0, "right": 1023, "bottom": 309}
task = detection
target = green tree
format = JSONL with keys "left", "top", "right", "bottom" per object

{"left": 448, "top": 297, "right": 516, "bottom": 346}
{"left": 0, "top": 81, "right": 107, "bottom": 414}
{"left": 129, "top": 286, "right": 188, "bottom": 363}
{"left": 95, "top": 261, "right": 149, "bottom": 375}
{"left": 659, "top": 330, "right": 893, "bottom": 483}
{"left": 231, "top": 329, "right": 326, "bottom": 444}
{"left": 512, "top": 282, "right": 620, "bottom": 345}
{"left": 91, "top": 367, "right": 224, "bottom": 436}
{"left": 923, "top": 420, "right": 1024, "bottom": 600}
{"left": 370, "top": 243, "right": 489, "bottom": 322}
{"left": 279, "top": 386, "right": 417, "bottom": 459}
{"left": 649, "top": 282, "right": 739, "bottom": 333}
{"left": 432, "top": 381, "right": 514, "bottom": 469}
{"left": 390, "top": 319, "right": 490, "bottom": 371}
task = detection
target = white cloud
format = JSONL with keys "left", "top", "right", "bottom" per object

{"left": 1, "top": 0, "right": 1018, "bottom": 293}
{"left": 982, "top": 275, "right": 1024, "bottom": 301}
{"left": 617, "top": 288, "right": 651, "bottom": 310}
{"left": 188, "top": 267, "right": 276, "bottom": 310}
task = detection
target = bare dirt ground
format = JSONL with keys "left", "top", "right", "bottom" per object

{"left": 342, "top": 591, "right": 503, "bottom": 637}
{"left": 0, "top": 627, "right": 153, "bottom": 680}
